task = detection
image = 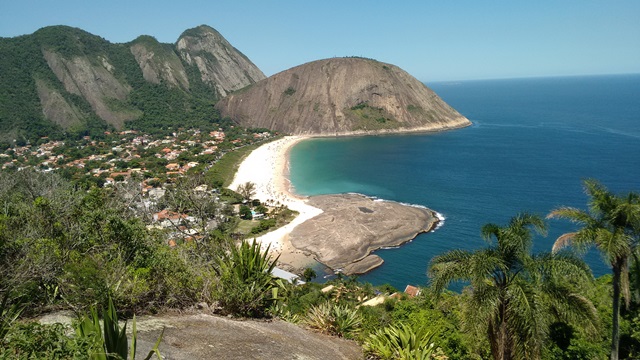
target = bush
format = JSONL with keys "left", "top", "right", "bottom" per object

{"left": 364, "top": 323, "right": 440, "bottom": 360}
{"left": 304, "top": 302, "right": 362, "bottom": 339}
{"left": 1, "top": 322, "right": 91, "bottom": 359}
{"left": 214, "top": 240, "right": 279, "bottom": 317}
{"left": 239, "top": 205, "right": 252, "bottom": 220}
{"left": 250, "top": 219, "right": 277, "bottom": 234}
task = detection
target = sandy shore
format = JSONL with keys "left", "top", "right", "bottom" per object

{"left": 228, "top": 136, "right": 323, "bottom": 269}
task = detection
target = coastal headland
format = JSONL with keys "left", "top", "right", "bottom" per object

{"left": 228, "top": 135, "right": 440, "bottom": 276}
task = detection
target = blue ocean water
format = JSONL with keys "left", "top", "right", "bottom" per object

{"left": 289, "top": 74, "right": 640, "bottom": 290}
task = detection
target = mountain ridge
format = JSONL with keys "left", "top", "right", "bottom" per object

{"left": 0, "top": 25, "right": 264, "bottom": 144}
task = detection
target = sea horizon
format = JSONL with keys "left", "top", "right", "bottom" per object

{"left": 288, "top": 73, "right": 640, "bottom": 290}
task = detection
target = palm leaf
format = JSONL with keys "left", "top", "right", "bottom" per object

{"left": 552, "top": 232, "right": 576, "bottom": 253}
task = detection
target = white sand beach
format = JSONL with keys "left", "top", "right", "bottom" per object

{"left": 228, "top": 136, "right": 323, "bottom": 264}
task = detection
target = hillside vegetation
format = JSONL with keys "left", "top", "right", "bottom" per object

{"left": 1, "top": 170, "right": 639, "bottom": 359}
{"left": 0, "top": 25, "right": 265, "bottom": 145}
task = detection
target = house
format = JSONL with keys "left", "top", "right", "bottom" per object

{"left": 404, "top": 285, "right": 421, "bottom": 298}
{"left": 271, "top": 267, "right": 305, "bottom": 285}
{"left": 110, "top": 171, "right": 130, "bottom": 179}
{"left": 165, "top": 163, "right": 180, "bottom": 171}
{"left": 153, "top": 209, "right": 187, "bottom": 223}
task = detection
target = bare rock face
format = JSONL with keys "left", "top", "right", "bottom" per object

{"left": 176, "top": 25, "right": 266, "bottom": 98}
{"left": 134, "top": 314, "right": 362, "bottom": 360}
{"left": 43, "top": 50, "right": 136, "bottom": 129}
{"left": 216, "top": 57, "right": 471, "bottom": 135}
{"left": 289, "top": 194, "right": 438, "bottom": 275}
{"left": 130, "top": 36, "right": 190, "bottom": 90}
{"left": 35, "top": 78, "right": 85, "bottom": 128}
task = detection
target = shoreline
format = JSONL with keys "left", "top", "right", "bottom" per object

{"left": 288, "top": 194, "right": 439, "bottom": 275}
{"left": 228, "top": 136, "right": 323, "bottom": 270}
{"left": 227, "top": 126, "right": 458, "bottom": 275}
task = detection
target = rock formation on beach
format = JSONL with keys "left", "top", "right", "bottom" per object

{"left": 216, "top": 57, "right": 471, "bottom": 135}
{"left": 288, "top": 193, "right": 438, "bottom": 275}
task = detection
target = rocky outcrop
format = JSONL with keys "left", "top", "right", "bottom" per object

{"left": 39, "top": 311, "right": 362, "bottom": 360}
{"left": 130, "top": 36, "right": 190, "bottom": 90}
{"left": 176, "top": 25, "right": 266, "bottom": 98}
{"left": 216, "top": 57, "right": 471, "bottom": 135}
{"left": 134, "top": 314, "right": 362, "bottom": 360}
{"left": 35, "top": 78, "right": 85, "bottom": 128}
{"left": 288, "top": 194, "right": 438, "bottom": 275}
{"left": 43, "top": 49, "right": 136, "bottom": 129}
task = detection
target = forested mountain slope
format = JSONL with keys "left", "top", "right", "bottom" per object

{"left": 0, "top": 25, "right": 264, "bottom": 145}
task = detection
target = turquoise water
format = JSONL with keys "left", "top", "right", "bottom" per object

{"left": 289, "top": 74, "right": 640, "bottom": 290}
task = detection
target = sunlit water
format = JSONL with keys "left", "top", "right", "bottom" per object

{"left": 289, "top": 74, "right": 640, "bottom": 290}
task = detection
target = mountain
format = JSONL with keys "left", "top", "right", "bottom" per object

{"left": 0, "top": 25, "right": 264, "bottom": 144}
{"left": 215, "top": 57, "right": 470, "bottom": 136}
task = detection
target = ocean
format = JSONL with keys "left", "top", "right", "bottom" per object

{"left": 288, "top": 74, "right": 640, "bottom": 290}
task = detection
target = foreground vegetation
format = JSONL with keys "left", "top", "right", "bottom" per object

{"left": 0, "top": 170, "right": 638, "bottom": 359}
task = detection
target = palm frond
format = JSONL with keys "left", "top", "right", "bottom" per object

{"left": 594, "top": 228, "right": 631, "bottom": 262}
{"left": 481, "top": 223, "right": 501, "bottom": 242}
{"left": 547, "top": 207, "right": 594, "bottom": 225}
{"left": 428, "top": 249, "right": 474, "bottom": 294}
{"left": 552, "top": 232, "right": 576, "bottom": 253}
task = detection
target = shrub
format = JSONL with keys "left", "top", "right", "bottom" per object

{"left": 214, "top": 240, "right": 279, "bottom": 317}
{"left": 250, "top": 219, "right": 277, "bottom": 234}
{"left": 0, "top": 292, "right": 23, "bottom": 341}
{"left": 239, "top": 205, "right": 252, "bottom": 220}
{"left": 364, "top": 323, "right": 440, "bottom": 360}
{"left": 74, "top": 297, "right": 163, "bottom": 360}
{"left": 0, "top": 322, "right": 91, "bottom": 359}
{"left": 304, "top": 302, "right": 362, "bottom": 339}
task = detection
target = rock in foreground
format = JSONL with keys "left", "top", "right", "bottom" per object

{"left": 134, "top": 314, "right": 362, "bottom": 360}
{"left": 289, "top": 194, "right": 438, "bottom": 275}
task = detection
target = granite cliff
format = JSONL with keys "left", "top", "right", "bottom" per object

{"left": 0, "top": 25, "right": 264, "bottom": 141}
{"left": 216, "top": 57, "right": 470, "bottom": 135}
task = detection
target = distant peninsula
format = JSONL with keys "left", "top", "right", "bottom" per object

{"left": 216, "top": 57, "right": 471, "bottom": 136}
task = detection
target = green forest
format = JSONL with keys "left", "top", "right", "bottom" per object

{"left": 1, "top": 167, "right": 639, "bottom": 359}
{"left": 0, "top": 25, "right": 225, "bottom": 147}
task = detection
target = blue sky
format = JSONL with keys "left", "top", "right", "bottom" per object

{"left": 1, "top": 1, "right": 639, "bottom": 82}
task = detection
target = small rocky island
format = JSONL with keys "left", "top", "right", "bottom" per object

{"left": 288, "top": 194, "right": 439, "bottom": 275}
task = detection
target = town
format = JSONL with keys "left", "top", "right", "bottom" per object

{"left": 0, "top": 126, "right": 299, "bottom": 247}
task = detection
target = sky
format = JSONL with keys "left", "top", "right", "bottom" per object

{"left": 1, "top": 1, "right": 639, "bottom": 82}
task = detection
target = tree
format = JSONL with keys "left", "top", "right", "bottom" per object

{"left": 239, "top": 205, "right": 252, "bottom": 220}
{"left": 302, "top": 267, "right": 317, "bottom": 282}
{"left": 429, "top": 213, "right": 597, "bottom": 360}
{"left": 236, "top": 181, "right": 256, "bottom": 202}
{"left": 548, "top": 179, "right": 640, "bottom": 360}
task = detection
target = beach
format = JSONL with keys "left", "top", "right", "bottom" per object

{"left": 228, "top": 136, "right": 323, "bottom": 269}
{"left": 228, "top": 136, "right": 440, "bottom": 275}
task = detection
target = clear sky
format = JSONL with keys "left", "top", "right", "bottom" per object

{"left": 1, "top": 1, "right": 639, "bottom": 82}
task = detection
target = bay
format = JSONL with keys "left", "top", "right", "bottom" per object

{"left": 289, "top": 74, "right": 640, "bottom": 290}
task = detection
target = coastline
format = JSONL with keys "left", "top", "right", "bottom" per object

{"left": 227, "top": 126, "right": 456, "bottom": 275}
{"left": 228, "top": 136, "right": 323, "bottom": 270}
